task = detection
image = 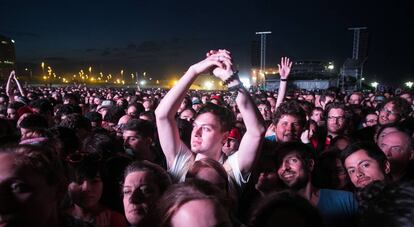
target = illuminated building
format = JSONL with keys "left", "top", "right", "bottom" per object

{"left": 0, "top": 34, "right": 16, "bottom": 80}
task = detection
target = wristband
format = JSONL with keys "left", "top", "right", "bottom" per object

{"left": 228, "top": 83, "right": 243, "bottom": 91}
{"left": 228, "top": 83, "right": 243, "bottom": 102}
{"left": 223, "top": 71, "right": 239, "bottom": 86}
{"left": 280, "top": 78, "right": 287, "bottom": 82}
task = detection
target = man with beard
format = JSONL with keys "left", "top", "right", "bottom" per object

{"left": 275, "top": 142, "right": 358, "bottom": 227}
{"left": 123, "top": 119, "right": 166, "bottom": 168}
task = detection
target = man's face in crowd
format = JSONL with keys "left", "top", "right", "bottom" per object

{"left": 192, "top": 103, "right": 202, "bottom": 112}
{"left": 364, "top": 113, "right": 378, "bottom": 127}
{"left": 379, "top": 131, "right": 413, "bottom": 174}
{"left": 191, "top": 112, "right": 227, "bottom": 157}
{"left": 310, "top": 109, "right": 323, "bottom": 124}
{"left": 327, "top": 108, "right": 346, "bottom": 135}
{"left": 222, "top": 138, "right": 239, "bottom": 156}
{"left": 275, "top": 115, "right": 303, "bottom": 142}
{"left": 143, "top": 100, "right": 153, "bottom": 111}
{"left": 349, "top": 94, "right": 362, "bottom": 105}
{"left": 376, "top": 127, "right": 398, "bottom": 144}
{"left": 93, "top": 97, "right": 101, "bottom": 105}
{"left": 379, "top": 102, "right": 400, "bottom": 125}
{"left": 344, "top": 149, "right": 389, "bottom": 189}
{"left": 123, "top": 130, "right": 150, "bottom": 158}
{"left": 277, "top": 152, "right": 310, "bottom": 189}
{"left": 127, "top": 106, "right": 139, "bottom": 118}
{"left": 258, "top": 104, "right": 271, "bottom": 121}
{"left": 7, "top": 108, "right": 17, "bottom": 120}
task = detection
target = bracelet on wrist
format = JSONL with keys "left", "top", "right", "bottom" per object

{"left": 228, "top": 83, "right": 243, "bottom": 91}
{"left": 280, "top": 78, "right": 287, "bottom": 82}
{"left": 223, "top": 71, "right": 239, "bottom": 86}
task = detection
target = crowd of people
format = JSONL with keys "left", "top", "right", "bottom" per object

{"left": 1, "top": 49, "right": 414, "bottom": 227}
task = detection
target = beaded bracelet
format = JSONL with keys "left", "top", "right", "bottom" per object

{"left": 223, "top": 71, "right": 239, "bottom": 86}
{"left": 228, "top": 83, "right": 243, "bottom": 102}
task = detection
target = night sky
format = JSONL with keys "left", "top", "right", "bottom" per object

{"left": 1, "top": 0, "right": 413, "bottom": 85}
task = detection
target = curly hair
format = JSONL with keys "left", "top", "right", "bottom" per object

{"left": 273, "top": 100, "right": 306, "bottom": 127}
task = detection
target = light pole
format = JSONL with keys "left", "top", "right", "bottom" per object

{"left": 371, "top": 81, "right": 379, "bottom": 92}
{"left": 25, "top": 68, "right": 32, "bottom": 80}
{"left": 41, "top": 62, "right": 45, "bottom": 81}
{"left": 255, "top": 31, "right": 272, "bottom": 90}
{"left": 405, "top": 81, "right": 413, "bottom": 89}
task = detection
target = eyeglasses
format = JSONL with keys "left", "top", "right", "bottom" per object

{"left": 327, "top": 116, "right": 345, "bottom": 122}
{"left": 66, "top": 152, "right": 102, "bottom": 164}
{"left": 365, "top": 119, "right": 377, "bottom": 123}
{"left": 380, "top": 108, "right": 399, "bottom": 116}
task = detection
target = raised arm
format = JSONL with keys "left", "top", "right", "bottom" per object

{"left": 211, "top": 50, "right": 266, "bottom": 174}
{"left": 13, "top": 72, "right": 26, "bottom": 97}
{"left": 155, "top": 52, "right": 227, "bottom": 168}
{"left": 6, "top": 71, "right": 15, "bottom": 102}
{"left": 275, "top": 57, "right": 293, "bottom": 109}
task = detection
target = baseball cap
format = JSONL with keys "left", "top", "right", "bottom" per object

{"left": 192, "top": 97, "right": 201, "bottom": 105}
{"left": 228, "top": 128, "right": 241, "bottom": 141}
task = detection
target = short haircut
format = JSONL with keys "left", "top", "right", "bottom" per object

{"left": 340, "top": 142, "right": 388, "bottom": 173}
{"left": 325, "top": 102, "right": 346, "bottom": 116}
{"left": 274, "top": 142, "right": 316, "bottom": 170}
{"left": 249, "top": 190, "right": 325, "bottom": 227}
{"left": 59, "top": 113, "right": 92, "bottom": 131}
{"left": 84, "top": 111, "right": 102, "bottom": 122}
{"left": 30, "top": 98, "right": 53, "bottom": 114}
{"left": 122, "top": 160, "right": 171, "bottom": 194}
{"left": 273, "top": 101, "right": 306, "bottom": 127}
{"left": 19, "top": 114, "right": 48, "bottom": 130}
{"left": 123, "top": 119, "right": 155, "bottom": 139}
{"left": 383, "top": 97, "right": 411, "bottom": 120}
{"left": 195, "top": 102, "right": 235, "bottom": 132}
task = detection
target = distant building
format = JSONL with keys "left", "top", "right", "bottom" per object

{"left": 0, "top": 34, "right": 16, "bottom": 80}
{"left": 258, "top": 60, "right": 338, "bottom": 91}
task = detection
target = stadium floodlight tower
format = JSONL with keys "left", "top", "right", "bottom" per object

{"left": 348, "top": 27, "right": 367, "bottom": 90}
{"left": 255, "top": 31, "right": 272, "bottom": 90}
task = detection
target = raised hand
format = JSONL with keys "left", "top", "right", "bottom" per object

{"left": 8, "top": 70, "right": 15, "bottom": 79}
{"left": 188, "top": 50, "right": 230, "bottom": 76}
{"left": 278, "top": 57, "right": 293, "bottom": 79}
{"left": 206, "top": 49, "right": 235, "bottom": 81}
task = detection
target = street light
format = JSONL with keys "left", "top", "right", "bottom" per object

{"left": 405, "top": 81, "right": 413, "bottom": 89}
{"left": 371, "top": 82, "right": 379, "bottom": 91}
